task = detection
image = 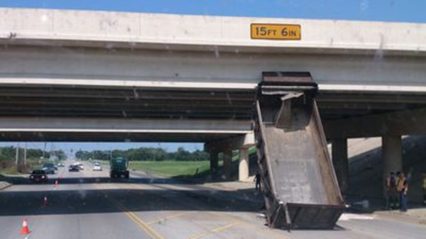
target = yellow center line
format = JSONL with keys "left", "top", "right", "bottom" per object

{"left": 109, "top": 197, "right": 164, "bottom": 239}
{"left": 126, "top": 183, "right": 195, "bottom": 226}
{"left": 125, "top": 210, "right": 165, "bottom": 239}
{"left": 129, "top": 183, "right": 249, "bottom": 239}
{"left": 92, "top": 182, "right": 164, "bottom": 239}
{"left": 187, "top": 221, "right": 240, "bottom": 239}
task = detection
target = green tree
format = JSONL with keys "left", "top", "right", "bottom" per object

{"left": 175, "top": 147, "right": 191, "bottom": 161}
{"left": 27, "top": 149, "right": 44, "bottom": 159}
{"left": 51, "top": 150, "right": 66, "bottom": 160}
{"left": 75, "top": 147, "right": 208, "bottom": 162}
{"left": 0, "top": 146, "right": 15, "bottom": 161}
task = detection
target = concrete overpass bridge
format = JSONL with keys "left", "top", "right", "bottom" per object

{"left": 1, "top": 8, "right": 426, "bottom": 195}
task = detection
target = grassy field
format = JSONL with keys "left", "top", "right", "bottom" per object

{"left": 127, "top": 149, "right": 254, "bottom": 178}
{"left": 0, "top": 166, "right": 20, "bottom": 175}
{"left": 0, "top": 158, "right": 58, "bottom": 175}
{"left": 129, "top": 160, "right": 211, "bottom": 178}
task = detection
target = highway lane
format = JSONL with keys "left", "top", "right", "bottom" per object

{"left": 0, "top": 160, "right": 284, "bottom": 239}
{"left": 1, "top": 160, "right": 426, "bottom": 239}
{"left": 0, "top": 161, "right": 152, "bottom": 239}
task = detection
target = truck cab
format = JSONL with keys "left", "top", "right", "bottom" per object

{"left": 110, "top": 157, "right": 129, "bottom": 179}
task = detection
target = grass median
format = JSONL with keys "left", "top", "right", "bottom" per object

{"left": 129, "top": 160, "right": 211, "bottom": 178}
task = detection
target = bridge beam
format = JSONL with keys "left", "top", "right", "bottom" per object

{"left": 323, "top": 108, "right": 426, "bottom": 138}
{"left": 0, "top": 117, "right": 251, "bottom": 142}
{"left": 1, "top": 44, "right": 426, "bottom": 93}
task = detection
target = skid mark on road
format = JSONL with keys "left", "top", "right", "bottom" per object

{"left": 109, "top": 194, "right": 165, "bottom": 239}
{"left": 123, "top": 208, "right": 165, "bottom": 239}
{"left": 187, "top": 221, "right": 239, "bottom": 239}
{"left": 147, "top": 212, "right": 189, "bottom": 225}
{"left": 128, "top": 183, "right": 288, "bottom": 239}
{"left": 91, "top": 179, "right": 165, "bottom": 239}
{"left": 126, "top": 183, "right": 243, "bottom": 238}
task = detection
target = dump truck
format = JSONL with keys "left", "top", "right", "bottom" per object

{"left": 110, "top": 157, "right": 129, "bottom": 178}
{"left": 255, "top": 72, "right": 345, "bottom": 230}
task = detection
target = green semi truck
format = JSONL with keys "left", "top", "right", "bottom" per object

{"left": 110, "top": 157, "right": 129, "bottom": 178}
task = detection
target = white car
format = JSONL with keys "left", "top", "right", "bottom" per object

{"left": 93, "top": 164, "right": 102, "bottom": 171}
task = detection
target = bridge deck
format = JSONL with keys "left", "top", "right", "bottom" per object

{"left": 0, "top": 8, "right": 425, "bottom": 54}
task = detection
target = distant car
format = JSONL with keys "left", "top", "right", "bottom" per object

{"left": 73, "top": 162, "right": 84, "bottom": 170}
{"left": 93, "top": 164, "right": 102, "bottom": 171}
{"left": 68, "top": 164, "right": 80, "bottom": 172}
{"left": 42, "top": 163, "right": 56, "bottom": 174}
{"left": 57, "top": 163, "right": 65, "bottom": 167}
{"left": 29, "top": 170, "right": 48, "bottom": 183}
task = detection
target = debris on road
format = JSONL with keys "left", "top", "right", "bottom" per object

{"left": 0, "top": 181, "right": 11, "bottom": 190}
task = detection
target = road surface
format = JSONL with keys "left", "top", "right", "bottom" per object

{"left": 1, "top": 160, "right": 425, "bottom": 239}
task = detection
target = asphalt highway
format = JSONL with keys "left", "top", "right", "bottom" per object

{"left": 1, "top": 160, "right": 426, "bottom": 239}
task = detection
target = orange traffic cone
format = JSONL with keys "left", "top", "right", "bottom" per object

{"left": 20, "top": 218, "right": 31, "bottom": 235}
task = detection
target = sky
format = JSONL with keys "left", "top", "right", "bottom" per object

{"left": 0, "top": 0, "right": 423, "bottom": 153}
{"left": 0, "top": 0, "right": 425, "bottom": 23}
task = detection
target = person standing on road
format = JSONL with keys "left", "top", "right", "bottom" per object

{"left": 386, "top": 172, "right": 397, "bottom": 209}
{"left": 397, "top": 172, "right": 408, "bottom": 212}
{"left": 254, "top": 172, "right": 261, "bottom": 192}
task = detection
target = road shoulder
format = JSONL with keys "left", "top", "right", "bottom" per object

{"left": 0, "top": 181, "right": 11, "bottom": 190}
{"left": 374, "top": 208, "right": 426, "bottom": 226}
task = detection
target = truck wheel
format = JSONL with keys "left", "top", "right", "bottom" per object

{"left": 125, "top": 171, "right": 129, "bottom": 179}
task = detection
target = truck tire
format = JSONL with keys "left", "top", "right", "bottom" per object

{"left": 125, "top": 171, "right": 129, "bottom": 179}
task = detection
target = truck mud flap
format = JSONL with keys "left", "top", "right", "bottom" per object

{"left": 255, "top": 72, "right": 345, "bottom": 230}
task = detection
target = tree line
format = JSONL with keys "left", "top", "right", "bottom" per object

{"left": 0, "top": 146, "right": 66, "bottom": 161}
{"left": 75, "top": 147, "right": 209, "bottom": 161}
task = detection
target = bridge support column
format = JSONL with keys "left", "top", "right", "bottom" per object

{"left": 332, "top": 138, "right": 349, "bottom": 194}
{"left": 239, "top": 147, "right": 249, "bottom": 181}
{"left": 205, "top": 132, "right": 255, "bottom": 181}
{"left": 209, "top": 150, "right": 219, "bottom": 176}
{"left": 223, "top": 148, "right": 232, "bottom": 180}
{"left": 382, "top": 135, "right": 402, "bottom": 192}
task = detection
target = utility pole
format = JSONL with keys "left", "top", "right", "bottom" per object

{"left": 15, "top": 143, "right": 19, "bottom": 166}
{"left": 24, "top": 143, "right": 27, "bottom": 167}
{"left": 42, "top": 142, "right": 47, "bottom": 160}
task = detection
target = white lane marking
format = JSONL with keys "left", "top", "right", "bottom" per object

{"left": 339, "top": 213, "right": 375, "bottom": 221}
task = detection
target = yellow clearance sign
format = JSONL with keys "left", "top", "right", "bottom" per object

{"left": 250, "top": 24, "right": 301, "bottom": 40}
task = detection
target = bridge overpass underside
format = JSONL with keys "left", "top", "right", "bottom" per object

{"left": 1, "top": 83, "right": 425, "bottom": 185}
{"left": 1, "top": 44, "right": 426, "bottom": 133}
{"left": 0, "top": 131, "right": 244, "bottom": 142}
{"left": 0, "top": 85, "right": 425, "bottom": 139}
{"left": 0, "top": 116, "right": 251, "bottom": 142}
{"left": 0, "top": 8, "right": 426, "bottom": 192}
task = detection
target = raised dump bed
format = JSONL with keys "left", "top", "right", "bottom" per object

{"left": 255, "top": 72, "right": 345, "bottom": 230}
